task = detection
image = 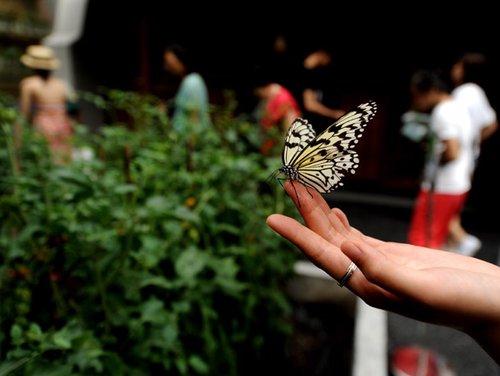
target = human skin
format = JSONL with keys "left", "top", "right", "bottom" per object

{"left": 266, "top": 181, "right": 500, "bottom": 364}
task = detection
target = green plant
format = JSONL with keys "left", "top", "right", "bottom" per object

{"left": 0, "top": 90, "right": 300, "bottom": 375}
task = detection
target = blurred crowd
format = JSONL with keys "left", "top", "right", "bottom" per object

{"left": 16, "top": 36, "right": 498, "bottom": 257}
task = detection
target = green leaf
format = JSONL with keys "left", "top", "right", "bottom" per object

{"left": 174, "top": 205, "right": 199, "bottom": 222}
{"left": 10, "top": 324, "right": 23, "bottom": 346}
{"left": 113, "top": 184, "right": 137, "bottom": 195}
{"left": 175, "top": 247, "right": 206, "bottom": 280}
{"left": 131, "top": 235, "right": 165, "bottom": 269}
{"left": 139, "top": 276, "right": 175, "bottom": 290}
{"left": 140, "top": 298, "right": 166, "bottom": 325}
{"left": 145, "top": 195, "right": 170, "bottom": 214}
{"left": 159, "top": 323, "right": 179, "bottom": 349}
{"left": 188, "top": 355, "right": 209, "bottom": 374}
{"left": 212, "top": 258, "right": 246, "bottom": 296}
{"left": 26, "top": 323, "right": 44, "bottom": 343}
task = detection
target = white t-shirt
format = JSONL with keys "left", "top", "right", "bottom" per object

{"left": 452, "top": 82, "right": 497, "bottom": 159}
{"left": 422, "top": 99, "right": 474, "bottom": 194}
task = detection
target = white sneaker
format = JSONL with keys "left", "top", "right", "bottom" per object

{"left": 455, "top": 235, "right": 482, "bottom": 256}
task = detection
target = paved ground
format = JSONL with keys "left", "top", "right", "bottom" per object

{"left": 328, "top": 190, "right": 500, "bottom": 376}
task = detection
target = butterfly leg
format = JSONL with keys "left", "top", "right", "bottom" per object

{"left": 304, "top": 185, "right": 314, "bottom": 199}
{"left": 288, "top": 180, "right": 302, "bottom": 208}
{"left": 276, "top": 177, "right": 285, "bottom": 190}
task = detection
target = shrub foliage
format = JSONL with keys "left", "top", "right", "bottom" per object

{"left": 0, "top": 90, "right": 299, "bottom": 375}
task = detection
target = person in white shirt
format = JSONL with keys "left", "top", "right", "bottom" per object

{"left": 446, "top": 52, "right": 498, "bottom": 255}
{"left": 406, "top": 69, "right": 475, "bottom": 250}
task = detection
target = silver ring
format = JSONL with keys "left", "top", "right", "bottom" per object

{"left": 337, "top": 262, "right": 357, "bottom": 287}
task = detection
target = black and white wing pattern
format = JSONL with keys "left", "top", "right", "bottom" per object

{"left": 278, "top": 100, "right": 377, "bottom": 193}
{"left": 282, "top": 117, "right": 316, "bottom": 165}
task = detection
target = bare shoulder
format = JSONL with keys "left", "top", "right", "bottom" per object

{"left": 20, "top": 75, "right": 40, "bottom": 88}
{"left": 50, "top": 76, "right": 67, "bottom": 89}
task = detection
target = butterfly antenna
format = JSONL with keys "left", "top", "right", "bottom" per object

{"left": 266, "top": 169, "right": 278, "bottom": 186}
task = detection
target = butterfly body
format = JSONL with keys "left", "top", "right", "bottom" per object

{"left": 275, "top": 100, "right": 377, "bottom": 194}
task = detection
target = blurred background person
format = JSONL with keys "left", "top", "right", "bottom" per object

{"left": 445, "top": 52, "right": 498, "bottom": 255}
{"left": 251, "top": 65, "right": 302, "bottom": 155}
{"left": 18, "top": 44, "right": 74, "bottom": 165}
{"left": 163, "top": 43, "right": 211, "bottom": 135}
{"left": 265, "top": 30, "right": 302, "bottom": 102}
{"left": 300, "top": 47, "right": 346, "bottom": 133}
{"left": 163, "top": 43, "right": 212, "bottom": 171}
{"left": 406, "top": 69, "right": 475, "bottom": 250}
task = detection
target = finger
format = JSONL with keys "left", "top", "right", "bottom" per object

{"left": 327, "top": 207, "right": 365, "bottom": 240}
{"left": 266, "top": 213, "right": 353, "bottom": 282}
{"left": 283, "top": 180, "right": 331, "bottom": 217}
{"left": 283, "top": 181, "right": 350, "bottom": 244}
{"left": 330, "top": 207, "right": 350, "bottom": 229}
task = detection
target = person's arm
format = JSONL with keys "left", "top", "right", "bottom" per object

{"left": 440, "top": 138, "right": 460, "bottom": 163}
{"left": 480, "top": 119, "right": 498, "bottom": 142}
{"left": 14, "top": 79, "right": 34, "bottom": 163}
{"left": 266, "top": 181, "right": 500, "bottom": 364}
{"left": 303, "top": 88, "right": 346, "bottom": 120}
{"left": 19, "top": 79, "right": 33, "bottom": 119}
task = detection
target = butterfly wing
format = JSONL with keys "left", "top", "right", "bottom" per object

{"left": 281, "top": 117, "right": 316, "bottom": 166}
{"left": 291, "top": 100, "right": 378, "bottom": 193}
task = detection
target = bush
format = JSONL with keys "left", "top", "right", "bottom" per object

{"left": 0, "top": 90, "right": 300, "bottom": 375}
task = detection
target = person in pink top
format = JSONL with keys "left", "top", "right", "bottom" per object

{"left": 18, "top": 45, "right": 74, "bottom": 165}
{"left": 252, "top": 67, "right": 302, "bottom": 155}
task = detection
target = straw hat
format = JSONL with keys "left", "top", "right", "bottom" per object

{"left": 20, "top": 45, "right": 60, "bottom": 70}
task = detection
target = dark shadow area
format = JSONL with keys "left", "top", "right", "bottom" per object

{"left": 285, "top": 302, "right": 355, "bottom": 376}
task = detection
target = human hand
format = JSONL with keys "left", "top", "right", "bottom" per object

{"left": 266, "top": 181, "right": 500, "bottom": 361}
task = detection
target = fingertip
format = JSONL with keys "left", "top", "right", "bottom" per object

{"left": 266, "top": 213, "right": 281, "bottom": 227}
{"left": 266, "top": 214, "right": 296, "bottom": 233}
{"left": 331, "top": 207, "right": 351, "bottom": 228}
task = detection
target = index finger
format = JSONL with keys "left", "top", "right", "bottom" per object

{"left": 283, "top": 181, "right": 352, "bottom": 245}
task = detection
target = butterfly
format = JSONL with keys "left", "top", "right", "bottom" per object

{"left": 273, "top": 100, "right": 377, "bottom": 200}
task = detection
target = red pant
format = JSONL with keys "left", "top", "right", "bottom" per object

{"left": 407, "top": 189, "right": 468, "bottom": 249}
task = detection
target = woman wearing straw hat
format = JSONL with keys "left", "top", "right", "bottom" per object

{"left": 18, "top": 44, "right": 73, "bottom": 164}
